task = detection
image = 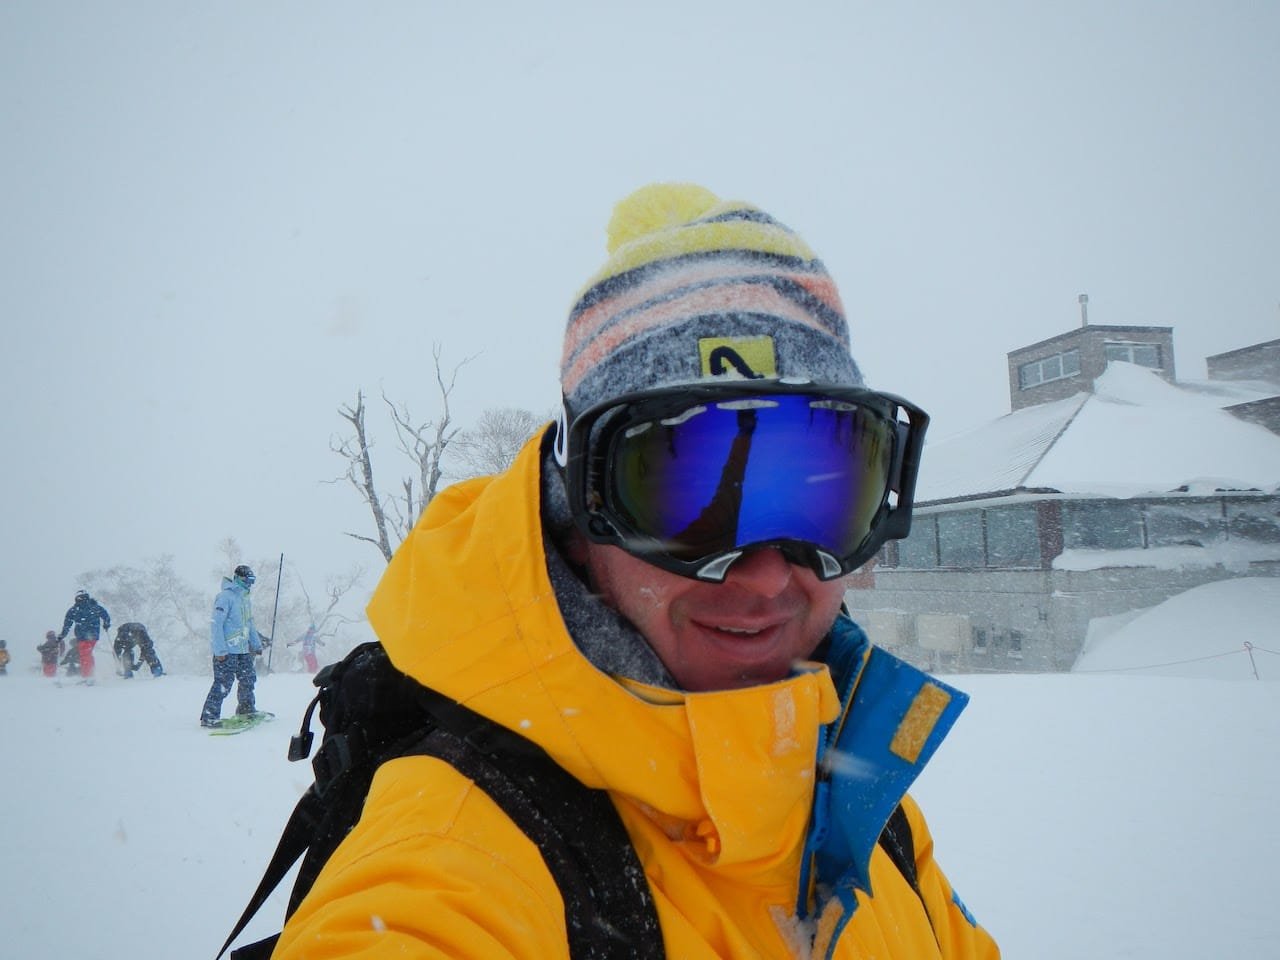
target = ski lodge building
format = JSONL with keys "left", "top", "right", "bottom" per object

{"left": 846, "top": 319, "right": 1280, "bottom": 673}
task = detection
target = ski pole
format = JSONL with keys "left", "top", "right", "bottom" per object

{"left": 266, "top": 552, "right": 284, "bottom": 672}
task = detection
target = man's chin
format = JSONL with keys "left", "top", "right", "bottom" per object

{"left": 672, "top": 622, "right": 800, "bottom": 691}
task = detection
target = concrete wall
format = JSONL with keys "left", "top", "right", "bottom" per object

{"left": 846, "top": 560, "right": 1280, "bottom": 673}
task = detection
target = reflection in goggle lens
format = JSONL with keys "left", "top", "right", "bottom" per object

{"left": 608, "top": 394, "right": 894, "bottom": 563}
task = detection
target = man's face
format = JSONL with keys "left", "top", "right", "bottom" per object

{"left": 579, "top": 540, "right": 847, "bottom": 692}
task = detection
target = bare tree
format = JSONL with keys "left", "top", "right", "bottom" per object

{"left": 450, "top": 406, "right": 549, "bottom": 479}
{"left": 81, "top": 555, "right": 209, "bottom": 674}
{"left": 331, "top": 345, "right": 473, "bottom": 562}
{"left": 332, "top": 390, "right": 395, "bottom": 562}
{"left": 295, "top": 564, "right": 364, "bottom": 634}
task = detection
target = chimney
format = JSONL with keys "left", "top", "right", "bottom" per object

{"left": 1078, "top": 293, "right": 1089, "bottom": 327}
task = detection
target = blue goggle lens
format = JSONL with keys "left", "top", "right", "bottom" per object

{"left": 605, "top": 393, "right": 897, "bottom": 566}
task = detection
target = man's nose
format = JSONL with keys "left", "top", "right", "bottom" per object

{"left": 723, "top": 547, "right": 794, "bottom": 598}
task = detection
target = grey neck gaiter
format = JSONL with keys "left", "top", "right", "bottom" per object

{"left": 540, "top": 449, "right": 678, "bottom": 690}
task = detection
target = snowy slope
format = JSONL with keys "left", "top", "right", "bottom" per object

{"left": 3, "top": 620, "right": 1278, "bottom": 959}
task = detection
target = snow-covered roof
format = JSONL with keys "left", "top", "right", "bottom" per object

{"left": 914, "top": 362, "right": 1280, "bottom": 504}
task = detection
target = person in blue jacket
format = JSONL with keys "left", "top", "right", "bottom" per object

{"left": 200, "top": 565, "right": 269, "bottom": 727}
{"left": 57, "top": 589, "right": 111, "bottom": 682}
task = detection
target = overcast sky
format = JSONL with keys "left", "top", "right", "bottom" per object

{"left": 3, "top": 1, "right": 1276, "bottom": 647}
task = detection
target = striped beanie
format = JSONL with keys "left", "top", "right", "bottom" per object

{"left": 560, "top": 183, "right": 862, "bottom": 415}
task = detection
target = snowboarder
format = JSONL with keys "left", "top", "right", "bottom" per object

{"left": 132, "top": 623, "right": 164, "bottom": 677}
{"left": 56, "top": 590, "right": 110, "bottom": 682}
{"left": 114, "top": 622, "right": 164, "bottom": 678}
{"left": 287, "top": 624, "right": 323, "bottom": 673}
{"left": 37, "top": 630, "right": 64, "bottom": 678}
{"left": 200, "top": 565, "right": 267, "bottom": 727}
{"left": 113, "top": 625, "right": 140, "bottom": 678}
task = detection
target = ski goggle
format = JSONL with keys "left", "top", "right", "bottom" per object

{"left": 555, "top": 381, "right": 929, "bottom": 582}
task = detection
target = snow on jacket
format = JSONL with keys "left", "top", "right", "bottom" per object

{"left": 209, "top": 577, "right": 262, "bottom": 656}
{"left": 273, "top": 430, "right": 1000, "bottom": 960}
{"left": 58, "top": 597, "right": 110, "bottom": 641}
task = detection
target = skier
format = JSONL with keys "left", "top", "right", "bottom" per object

{"left": 56, "top": 590, "right": 111, "bottom": 683}
{"left": 0, "top": 639, "right": 9, "bottom": 675}
{"left": 287, "top": 624, "right": 323, "bottom": 673}
{"left": 37, "top": 630, "right": 64, "bottom": 678}
{"left": 200, "top": 565, "right": 267, "bottom": 727}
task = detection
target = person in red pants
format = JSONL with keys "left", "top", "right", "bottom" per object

{"left": 56, "top": 590, "right": 111, "bottom": 683}
{"left": 288, "top": 624, "right": 324, "bottom": 673}
{"left": 38, "top": 630, "right": 65, "bottom": 677}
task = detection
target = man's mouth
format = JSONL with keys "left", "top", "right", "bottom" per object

{"left": 716, "top": 625, "right": 763, "bottom": 636}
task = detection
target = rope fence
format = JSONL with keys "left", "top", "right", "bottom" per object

{"left": 1069, "top": 641, "right": 1277, "bottom": 679}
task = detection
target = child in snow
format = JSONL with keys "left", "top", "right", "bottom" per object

{"left": 37, "top": 631, "right": 64, "bottom": 677}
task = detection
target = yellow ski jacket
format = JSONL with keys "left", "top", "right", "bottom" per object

{"left": 274, "top": 431, "right": 999, "bottom": 960}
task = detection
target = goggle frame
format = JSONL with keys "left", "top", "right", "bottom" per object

{"left": 555, "top": 379, "right": 930, "bottom": 582}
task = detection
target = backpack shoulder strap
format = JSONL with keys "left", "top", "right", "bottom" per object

{"left": 877, "top": 803, "right": 920, "bottom": 894}
{"left": 409, "top": 708, "right": 664, "bottom": 959}
{"left": 219, "top": 657, "right": 664, "bottom": 960}
{"left": 218, "top": 790, "right": 321, "bottom": 960}
{"left": 877, "top": 801, "right": 936, "bottom": 942}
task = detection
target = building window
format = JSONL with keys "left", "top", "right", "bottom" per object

{"left": 896, "top": 516, "right": 938, "bottom": 568}
{"left": 986, "top": 505, "right": 1042, "bottom": 567}
{"left": 1062, "top": 500, "right": 1145, "bottom": 550}
{"left": 937, "top": 511, "right": 985, "bottom": 566}
{"left": 1019, "top": 349, "right": 1081, "bottom": 390}
{"left": 1104, "top": 341, "right": 1161, "bottom": 370}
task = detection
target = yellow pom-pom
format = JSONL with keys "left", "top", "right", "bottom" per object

{"left": 605, "top": 183, "right": 722, "bottom": 254}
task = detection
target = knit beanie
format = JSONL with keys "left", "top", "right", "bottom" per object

{"left": 560, "top": 183, "right": 862, "bottom": 415}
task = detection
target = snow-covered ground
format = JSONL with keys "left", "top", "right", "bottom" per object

{"left": 2, "top": 582, "right": 1277, "bottom": 959}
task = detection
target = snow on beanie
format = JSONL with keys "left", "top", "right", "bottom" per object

{"left": 560, "top": 182, "right": 863, "bottom": 415}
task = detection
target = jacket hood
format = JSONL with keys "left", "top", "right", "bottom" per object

{"left": 368, "top": 427, "right": 843, "bottom": 869}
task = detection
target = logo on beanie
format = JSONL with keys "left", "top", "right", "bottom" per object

{"left": 699, "top": 336, "right": 776, "bottom": 380}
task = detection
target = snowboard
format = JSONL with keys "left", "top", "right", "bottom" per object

{"left": 208, "top": 711, "right": 276, "bottom": 735}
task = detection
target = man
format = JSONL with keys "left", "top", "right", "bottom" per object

{"left": 114, "top": 622, "right": 164, "bottom": 678}
{"left": 200, "top": 565, "right": 265, "bottom": 727}
{"left": 57, "top": 589, "right": 110, "bottom": 683}
{"left": 274, "top": 184, "right": 999, "bottom": 958}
